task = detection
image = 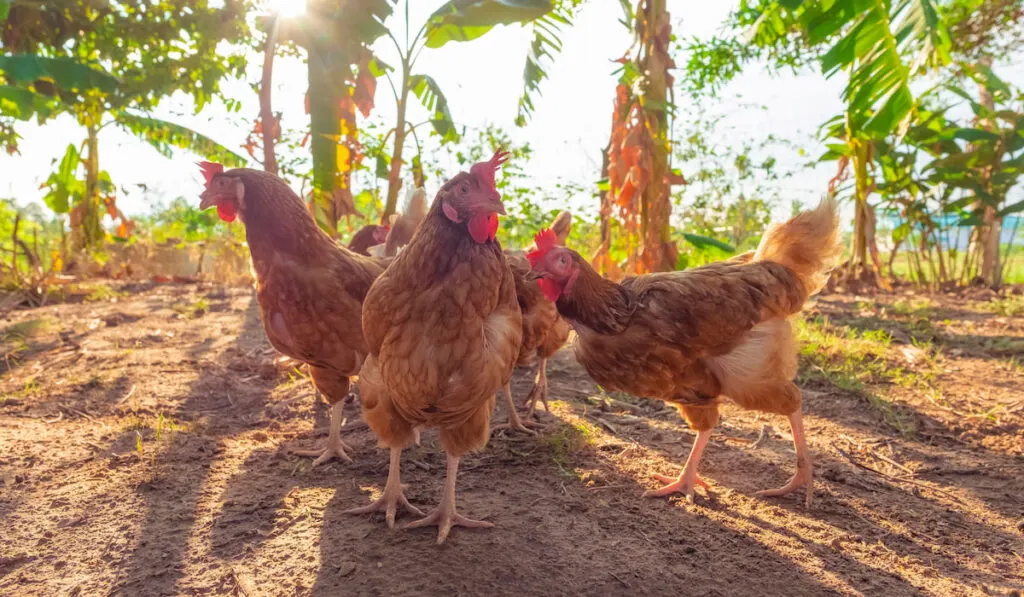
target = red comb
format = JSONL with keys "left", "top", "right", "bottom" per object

{"left": 469, "top": 148, "right": 510, "bottom": 192}
{"left": 527, "top": 228, "right": 558, "bottom": 267}
{"left": 198, "top": 161, "right": 224, "bottom": 186}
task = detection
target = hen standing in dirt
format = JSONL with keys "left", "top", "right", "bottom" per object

{"left": 198, "top": 162, "right": 385, "bottom": 465}
{"left": 346, "top": 151, "right": 522, "bottom": 544}
{"left": 529, "top": 198, "right": 840, "bottom": 505}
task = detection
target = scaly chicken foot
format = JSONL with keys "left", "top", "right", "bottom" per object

{"left": 755, "top": 410, "right": 814, "bottom": 508}
{"left": 344, "top": 446, "right": 423, "bottom": 528}
{"left": 291, "top": 402, "right": 354, "bottom": 465}
{"left": 521, "top": 359, "right": 550, "bottom": 418}
{"left": 404, "top": 454, "right": 493, "bottom": 544}
{"left": 643, "top": 429, "right": 712, "bottom": 503}
{"left": 492, "top": 384, "right": 540, "bottom": 435}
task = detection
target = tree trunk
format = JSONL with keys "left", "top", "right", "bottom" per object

{"left": 975, "top": 58, "right": 1001, "bottom": 287}
{"left": 260, "top": 16, "right": 279, "bottom": 176}
{"left": 76, "top": 121, "right": 103, "bottom": 251}
{"left": 851, "top": 142, "right": 870, "bottom": 269}
{"left": 638, "top": 0, "right": 674, "bottom": 273}
{"left": 382, "top": 73, "right": 410, "bottom": 223}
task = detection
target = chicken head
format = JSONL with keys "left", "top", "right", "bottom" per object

{"left": 440, "top": 150, "right": 509, "bottom": 243}
{"left": 527, "top": 228, "right": 579, "bottom": 302}
{"left": 197, "top": 161, "right": 244, "bottom": 223}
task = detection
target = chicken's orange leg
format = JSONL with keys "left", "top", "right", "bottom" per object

{"left": 292, "top": 401, "right": 353, "bottom": 465}
{"left": 344, "top": 446, "right": 423, "bottom": 528}
{"left": 492, "top": 383, "right": 540, "bottom": 435}
{"left": 404, "top": 453, "right": 493, "bottom": 544}
{"left": 756, "top": 410, "right": 813, "bottom": 507}
{"left": 522, "top": 358, "right": 550, "bottom": 418}
{"left": 643, "top": 429, "right": 712, "bottom": 503}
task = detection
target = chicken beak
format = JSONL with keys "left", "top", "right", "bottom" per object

{"left": 489, "top": 190, "right": 506, "bottom": 216}
{"left": 198, "top": 190, "right": 216, "bottom": 211}
{"left": 526, "top": 270, "right": 543, "bottom": 281}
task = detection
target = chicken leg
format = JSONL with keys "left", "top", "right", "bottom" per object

{"left": 292, "top": 401, "right": 353, "bottom": 465}
{"left": 491, "top": 383, "right": 540, "bottom": 435}
{"left": 522, "top": 359, "right": 550, "bottom": 418}
{"left": 643, "top": 429, "right": 712, "bottom": 503}
{"left": 344, "top": 446, "right": 423, "bottom": 527}
{"left": 755, "top": 410, "right": 813, "bottom": 507}
{"left": 404, "top": 454, "right": 493, "bottom": 544}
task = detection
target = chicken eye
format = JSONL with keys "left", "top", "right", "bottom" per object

{"left": 460, "top": 182, "right": 470, "bottom": 194}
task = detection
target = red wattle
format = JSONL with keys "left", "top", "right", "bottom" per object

{"left": 537, "top": 278, "right": 562, "bottom": 302}
{"left": 486, "top": 212, "right": 499, "bottom": 240}
{"left": 468, "top": 212, "right": 498, "bottom": 243}
{"left": 217, "top": 202, "right": 237, "bottom": 223}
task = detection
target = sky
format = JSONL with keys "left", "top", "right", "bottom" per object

{"left": 2, "top": 0, "right": 1023, "bottom": 224}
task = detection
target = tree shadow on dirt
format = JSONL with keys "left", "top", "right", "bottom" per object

{"left": 110, "top": 292, "right": 277, "bottom": 596}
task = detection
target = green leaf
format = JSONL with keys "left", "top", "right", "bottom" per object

{"left": 368, "top": 55, "right": 393, "bottom": 77}
{"left": 0, "top": 85, "right": 55, "bottom": 120}
{"left": 0, "top": 55, "right": 118, "bottom": 94}
{"left": 408, "top": 74, "right": 459, "bottom": 143}
{"left": 115, "top": 112, "right": 247, "bottom": 167}
{"left": 998, "top": 199, "right": 1024, "bottom": 218}
{"left": 952, "top": 128, "right": 1001, "bottom": 143}
{"left": 424, "top": 0, "right": 554, "bottom": 49}
{"left": 375, "top": 152, "right": 390, "bottom": 179}
{"left": 596, "top": 178, "right": 610, "bottom": 192}
{"left": 681, "top": 232, "right": 735, "bottom": 253}
{"left": 43, "top": 144, "right": 82, "bottom": 214}
{"left": 0, "top": 0, "right": 10, "bottom": 23}
{"left": 515, "top": 9, "right": 572, "bottom": 126}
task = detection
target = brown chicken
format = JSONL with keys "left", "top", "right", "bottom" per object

{"left": 198, "top": 162, "right": 386, "bottom": 465}
{"left": 383, "top": 186, "right": 428, "bottom": 257}
{"left": 346, "top": 151, "right": 522, "bottom": 543}
{"left": 348, "top": 224, "right": 390, "bottom": 256}
{"left": 493, "top": 212, "right": 573, "bottom": 434}
{"left": 528, "top": 198, "right": 840, "bottom": 505}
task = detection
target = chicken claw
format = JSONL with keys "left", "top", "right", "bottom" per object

{"left": 292, "top": 438, "right": 354, "bottom": 466}
{"left": 643, "top": 470, "right": 710, "bottom": 502}
{"left": 291, "top": 402, "right": 353, "bottom": 465}
{"left": 404, "top": 454, "right": 493, "bottom": 544}
{"left": 756, "top": 465, "right": 813, "bottom": 507}
{"left": 755, "top": 410, "right": 814, "bottom": 507}
{"left": 405, "top": 508, "right": 494, "bottom": 545}
{"left": 643, "top": 428, "right": 712, "bottom": 503}
{"left": 492, "top": 384, "right": 541, "bottom": 435}
{"left": 345, "top": 447, "right": 422, "bottom": 528}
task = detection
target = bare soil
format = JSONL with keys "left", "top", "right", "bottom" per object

{"left": 1, "top": 282, "right": 1022, "bottom": 596}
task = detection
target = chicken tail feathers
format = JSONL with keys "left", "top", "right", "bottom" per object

{"left": 754, "top": 196, "right": 841, "bottom": 296}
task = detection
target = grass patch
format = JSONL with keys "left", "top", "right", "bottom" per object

{"left": 544, "top": 420, "right": 597, "bottom": 476}
{"left": 890, "top": 298, "right": 935, "bottom": 318}
{"left": 797, "top": 316, "right": 925, "bottom": 437}
{"left": 172, "top": 297, "right": 209, "bottom": 319}
{"left": 85, "top": 285, "right": 126, "bottom": 303}
{"left": 982, "top": 295, "right": 1024, "bottom": 317}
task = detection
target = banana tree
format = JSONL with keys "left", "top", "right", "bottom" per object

{"left": 922, "top": 67, "right": 1024, "bottom": 287}
{"left": 733, "top": 0, "right": 952, "bottom": 286}
{"left": 371, "top": 0, "right": 560, "bottom": 222}
{"left": 1, "top": 0, "right": 249, "bottom": 251}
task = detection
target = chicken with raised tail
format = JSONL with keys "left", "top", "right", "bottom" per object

{"left": 528, "top": 198, "right": 841, "bottom": 506}
{"left": 346, "top": 151, "right": 522, "bottom": 543}
{"left": 197, "top": 163, "right": 387, "bottom": 465}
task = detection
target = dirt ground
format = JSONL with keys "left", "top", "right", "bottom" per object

{"left": 1, "top": 282, "right": 1022, "bottom": 596}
